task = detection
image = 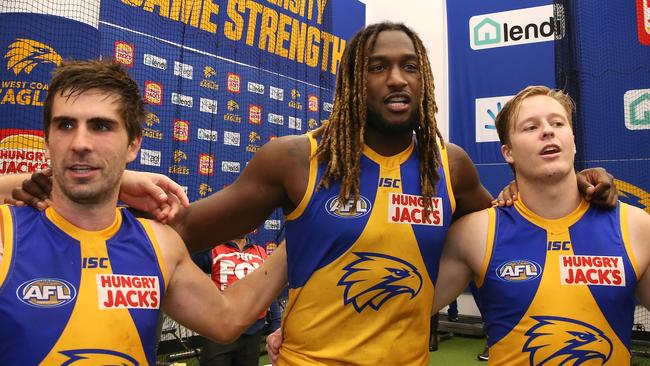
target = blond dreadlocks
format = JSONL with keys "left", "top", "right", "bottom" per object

{"left": 312, "top": 22, "right": 444, "bottom": 209}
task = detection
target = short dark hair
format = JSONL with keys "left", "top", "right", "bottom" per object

{"left": 43, "top": 59, "right": 145, "bottom": 142}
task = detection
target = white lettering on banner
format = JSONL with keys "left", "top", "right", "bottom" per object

{"left": 388, "top": 193, "right": 443, "bottom": 226}
{"left": 174, "top": 61, "right": 193, "bottom": 79}
{"left": 97, "top": 274, "right": 160, "bottom": 309}
{"left": 559, "top": 255, "right": 625, "bottom": 286}
{"left": 140, "top": 149, "right": 161, "bottom": 167}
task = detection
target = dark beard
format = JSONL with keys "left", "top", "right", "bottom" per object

{"left": 366, "top": 108, "right": 419, "bottom": 136}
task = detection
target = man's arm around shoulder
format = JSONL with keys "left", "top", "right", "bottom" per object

{"left": 149, "top": 220, "right": 288, "bottom": 343}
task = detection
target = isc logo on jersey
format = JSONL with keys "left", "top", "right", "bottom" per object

{"left": 560, "top": 255, "right": 625, "bottom": 286}
{"left": 17, "top": 278, "right": 77, "bottom": 307}
{"left": 496, "top": 260, "right": 541, "bottom": 282}
{"left": 96, "top": 274, "right": 160, "bottom": 309}
{"left": 388, "top": 193, "right": 443, "bottom": 226}
{"left": 325, "top": 196, "right": 372, "bottom": 218}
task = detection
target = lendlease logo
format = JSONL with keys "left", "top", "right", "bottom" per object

{"left": 470, "top": 5, "right": 563, "bottom": 50}
{"left": 475, "top": 95, "right": 514, "bottom": 143}
{"left": 624, "top": 89, "right": 650, "bottom": 130}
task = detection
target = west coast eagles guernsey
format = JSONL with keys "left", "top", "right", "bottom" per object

{"left": 0, "top": 205, "right": 168, "bottom": 365}
{"left": 280, "top": 134, "right": 456, "bottom": 365}
{"left": 478, "top": 200, "right": 639, "bottom": 365}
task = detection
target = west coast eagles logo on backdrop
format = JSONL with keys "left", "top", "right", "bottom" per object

{"left": 5, "top": 39, "right": 61, "bottom": 76}
{"left": 523, "top": 316, "right": 613, "bottom": 365}
{"left": 338, "top": 252, "right": 422, "bottom": 313}
{"left": 615, "top": 178, "right": 650, "bottom": 214}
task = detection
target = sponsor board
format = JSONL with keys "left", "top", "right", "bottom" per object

{"left": 200, "top": 97, "right": 218, "bottom": 114}
{"left": 114, "top": 41, "right": 134, "bottom": 67}
{"left": 173, "top": 61, "right": 193, "bottom": 79}
{"left": 270, "top": 86, "right": 284, "bottom": 101}
{"left": 470, "top": 5, "right": 563, "bottom": 50}
{"left": 0, "top": 130, "right": 49, "bottom": 174}
{"left": 199, "top": 154, "right": 214, "bottom": 176}
{"left": 140, "top": 148, "right": 161, "bottom": 167}
{"left": 248, "top": 81, "right": 264, "bottom": 94}
{"left": 221, "top": 160, "right": 241, "bottom": 173}
{"left": 143, "top": 53, "right": 167, "bottom": 70}
{"left": 198, "top": 128, "right": 218, "bottom": 142}
{"left": 144, "top": 81, "right": 162, "bottom": 105}
{"left": 227, "top": 72, "right": 241, "bottom": 93}
{"left": 223, "top": 131, "right": 241, "bottom": 146}
{"left": 171, "top": 92, "right": 193, "bottom": 108}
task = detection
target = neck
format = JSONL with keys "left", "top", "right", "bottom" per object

{"left": 364, "top": 128, "right": 413, "bottom": 156}
{"left": 516, "top": 171, "right": 581, "bottom": 219}
{"left": 50, "top": 188, "right": 119, "bottom": 231}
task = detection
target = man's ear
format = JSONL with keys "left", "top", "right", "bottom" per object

{"left": 126, "top": 134, "right": 142, "bottom": 164}
{"left": 501, "top": 144, "right": 514, "bottom": 164}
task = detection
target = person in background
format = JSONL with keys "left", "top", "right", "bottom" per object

{"left": 192, "top": 234, "right": 281, "bottom": 366}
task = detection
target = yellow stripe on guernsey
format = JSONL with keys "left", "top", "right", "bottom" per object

{"left": 490, "top": 199, "right": 630, "bottom": 365}
{"left": 280, "top": 141, "right": 433, "bottom": 365}
{"left": 0, "top": 205, "right": 14, "bottom": 287}
{"left": 39, "top": 207, "right": 148, "bottom": 364}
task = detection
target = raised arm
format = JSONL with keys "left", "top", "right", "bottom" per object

{"left": 446, "top": 143, "right": 493, "bottom": 220}
{"left": 170, "top": 135, "right": 310, "bottom": 252}
{"left": 154, "top": 222, "right": 288, "bottom": 343}
{"left": 433, "top": 209, "right": 489, "bottom": 313}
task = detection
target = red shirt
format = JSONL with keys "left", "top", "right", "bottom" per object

{"left": 210, "top": 241, "right": 268, "bottom": 318}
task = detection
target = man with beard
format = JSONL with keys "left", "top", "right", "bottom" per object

{"left": 0, "top": 60, "right": 286, "bottom": 365}
{"left": 9, "top": 24, "right": 616, "bottom": 365}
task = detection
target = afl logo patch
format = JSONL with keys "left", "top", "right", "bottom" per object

{"left": 16, "top": 278, "right": 77, "bottom": 308}
{"left": 496, "top": 260, "right": 541, "bottom": 282}
{"left": 325, "top": 195, "right": 372, "bottom": 218}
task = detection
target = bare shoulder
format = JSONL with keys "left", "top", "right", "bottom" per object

{"left": 625, "top": 204, "right": 650, "bottom": 269}
{"left": 449, "top": 208, "right": 490, "bottom": 242}
{"left": 145, "top": 219, "right": 187, "bottom": 271}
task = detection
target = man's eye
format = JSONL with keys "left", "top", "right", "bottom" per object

{"left": 404, "top": 64, "right": 418, "bottom": 72}
{"left": 369, "top": 64, "right": 385, "bottom": 72}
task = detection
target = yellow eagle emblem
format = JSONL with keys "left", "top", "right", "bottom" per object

{"left": 5, "top": 39, "right": 61, "bottom": 76}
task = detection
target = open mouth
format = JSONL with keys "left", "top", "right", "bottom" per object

{"left": 384, "top": 93, "right": 412, "bottom": 112}
{"left": 540, "top": 144, "right": 560, "bottom": 155}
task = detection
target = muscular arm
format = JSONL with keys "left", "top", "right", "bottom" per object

{"left": 447, "top": 143, "right": 493, "bottom": 220}
{"left": 433, "top": 210, "right": 489, "bottom": 313}
{"left": 628, "top": 205, "right": 650, "bottom": 309}
{"left": 154, "top": 222, "right": 288, "bottom": 343}
{"left": 171, "top": 135, "right": 309, "bottom": 252}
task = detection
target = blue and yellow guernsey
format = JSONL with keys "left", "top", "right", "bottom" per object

{"left": 280, "top": 133, "right": 456, "bottom": 365}
{"left": 478, "top": 200, "right": 639, "bottom": 365}
{"left": 0, "top": 205, "right": 168, "bottom": 365}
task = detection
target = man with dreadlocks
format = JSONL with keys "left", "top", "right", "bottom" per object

{"left": 9, "top": 22, "right": 616, "bottom": 365}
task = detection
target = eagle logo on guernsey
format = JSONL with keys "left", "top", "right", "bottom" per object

{"left": 523, "top": 316, "right": 613, "bottom": 365}
{"left": 16, "top": 278, "right": 76, "bottom": 308}
{"left": 5, "top": 39, "right": 62, "bottom": 75}
{"left": 60, "top": 349, "right": 138, "bottom": 365}
{"left": 338, "top": 252, "right": 422, "bottom": 313}
{"left": 325, "top": 195, "right": 372, "bottom": 218}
